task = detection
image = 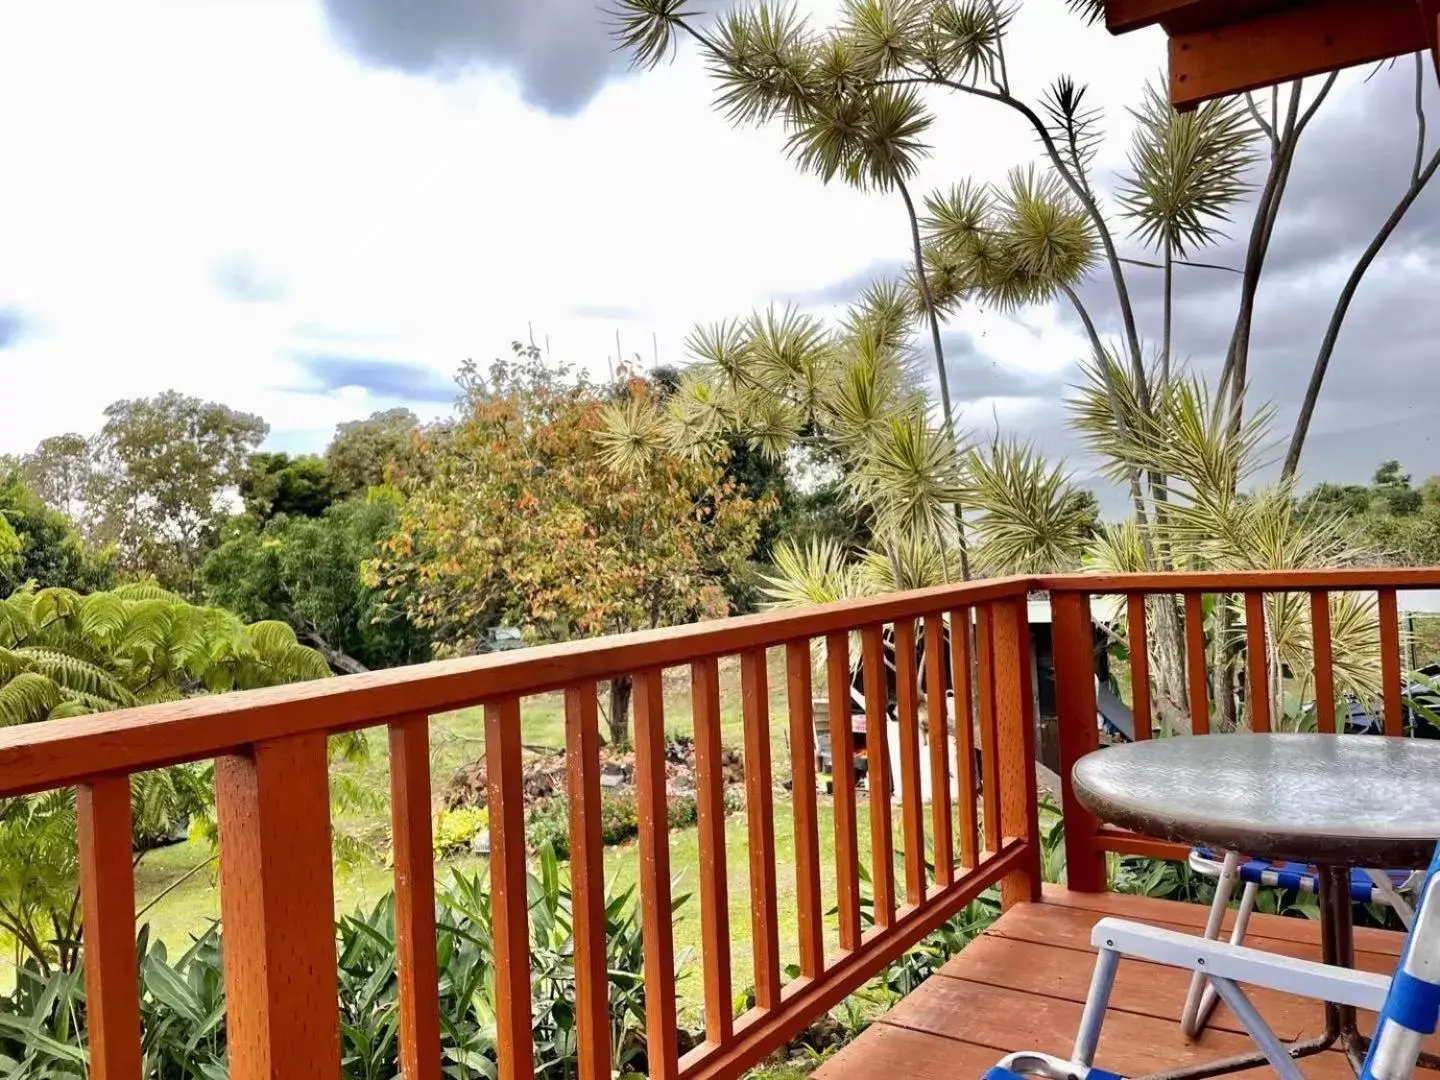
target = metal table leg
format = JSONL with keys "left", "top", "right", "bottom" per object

{"left": 1145, "top": 872, "right": 1347, "bottom": 1080}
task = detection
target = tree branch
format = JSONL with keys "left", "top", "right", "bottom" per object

{"left": 1284, "top": 149, "right": 1440, "bottom": 476}
{"left": 896, "top": 176, "right": 970, "bottom": 580}
{"left": 889, "top": 70, "right": 1148, "bottom": 398}
{"left": 1414, "top": 51, "right": 1428, "bottom": 187}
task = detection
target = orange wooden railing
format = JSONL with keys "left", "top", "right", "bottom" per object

{"left": 0, "top": 574, "right": 1050, "bottom": 1080}
{"left": 1044, "top": 568, "right": 1440, "bottom": 894}
{"left": 14, "top": 567, "right": 1437, "bottom": 1079}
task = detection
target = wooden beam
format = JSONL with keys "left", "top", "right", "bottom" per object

{"left": 1169, "top": 0, "right": 1429, "bottom": 109}
{"left": 1106, "top": 0, "right": 1286, "bottom": 35}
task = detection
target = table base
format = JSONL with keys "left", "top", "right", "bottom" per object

{"left": 1141, "top": 866, "right": 1433, "bottom": 1080}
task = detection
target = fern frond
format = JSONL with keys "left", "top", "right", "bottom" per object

{"left": 0, "top": 672, "right": 63, "bottom": 726}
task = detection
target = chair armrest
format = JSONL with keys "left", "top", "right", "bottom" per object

{"left": 1089, "top": 916, "right": 1390, "bottom": 1011}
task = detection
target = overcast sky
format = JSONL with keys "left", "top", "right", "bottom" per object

{"left": 0, "top": 1, "right": 1436, "bottom": 511}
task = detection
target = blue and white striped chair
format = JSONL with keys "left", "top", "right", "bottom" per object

{"left": 982, "top": 842, "right": 1440, "bottom": 1080}
{"left": 1182, "top": 847, "right": 1422, "bottom": 1038}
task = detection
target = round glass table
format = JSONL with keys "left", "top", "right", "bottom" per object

{"left": 1072, "top": 733, "right": 1440, "bottom": 1076}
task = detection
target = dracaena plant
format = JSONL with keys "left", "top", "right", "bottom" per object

{"left": 609, "top": 0, "right": 1437, "bottom": 733}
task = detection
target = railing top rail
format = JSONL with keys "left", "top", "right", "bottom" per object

{"left": 1038, "top": 568, "right": 1440, "bottom": 592}
{"left": 0, "top": 575, "right": 1031, "bottom": 798}
{"left": 5, "top": 565, "right": 1438, "bottom": 798}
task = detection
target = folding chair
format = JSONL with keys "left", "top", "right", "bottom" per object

{"left": 982, "top": 841, "right": 1440, "bottom": 1080}
{"left": 1181, "top": 847, "right": 1422, "bottom": 1038}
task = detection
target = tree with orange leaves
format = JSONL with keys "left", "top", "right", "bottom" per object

{"left": 370, "top": 345, "right": 771, "bottom": 745}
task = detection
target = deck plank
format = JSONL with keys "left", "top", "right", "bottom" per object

{"left": 816, "top": 889, "right": 1409, "bottom": 1080}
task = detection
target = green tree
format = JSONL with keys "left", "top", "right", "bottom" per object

{"left": 87, "top": 392, "right": 268, "bottom": 595}
{"left": 20, "top": 434, "right": 90, "bottom": 520}
{"left": 239, "top": 451, "right": 338, "bottom": 522}
{"left": 0, "top": 470, "right": 114, "bottom": 594}
{"left": 203, "top": 494, "right": 427, "bottom": 671}
{"left": 325, "top": 407, "right": 419, "bottom": 497}
{"left": 371, "top": 350, "right": 769, "bottom": 745}
{"left": 0, "top": 582, "right": 332, "bottom": 971}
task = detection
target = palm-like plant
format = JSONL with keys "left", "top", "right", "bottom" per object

{"left": 0, "top": 582, "right": 334, "bottom": 973}
{"left": 965, "top": 437, "right": 1095, "bottom": 575}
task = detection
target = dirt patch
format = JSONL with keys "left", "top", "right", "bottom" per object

{"left": 442, "top": 734, "right": 746, "bottom": 812}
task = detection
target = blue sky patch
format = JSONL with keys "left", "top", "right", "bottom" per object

{"left": 293, "top": 353, "right": 456, "bottom": 404}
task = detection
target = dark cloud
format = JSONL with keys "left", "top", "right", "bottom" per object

{"left": 780, "top": 259, "right": 908, "bottom": 307}
{"left": 1055, "top": 60, "right": 1440, "bottom": 493}
{"left": 0, "top": 308, "right": 31, "bottom": 350}
{"left": 212, "top": 255, "right": 288, "bottom": 304}
{"left": 320, "top": 0, "right": 628, "bottom": 115}
{"left": 944, "top": 329, "right": 1069, "bottom": 404}
{"left": 294, "top": 354, "right": 456, "bottom": 403}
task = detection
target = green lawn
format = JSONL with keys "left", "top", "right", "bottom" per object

{"left": 117, "top": 648, "right": 906, "bottom": 1029}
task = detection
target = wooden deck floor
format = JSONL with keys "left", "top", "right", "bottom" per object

{"left": 815, "top": 884, "right": 1412, "bottom": 1080}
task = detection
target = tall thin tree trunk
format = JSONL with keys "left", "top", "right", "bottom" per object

{"left": 1285, "top": 58, "right": 1440, "bottom": 479}
{"left": 897, "top": 177, "right": 970, "bottom": 580}
{"left": 607, "top": 676, "right": 633, "bottom": 748}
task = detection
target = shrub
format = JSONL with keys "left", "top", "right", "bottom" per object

{"left": 433, "top": 805, "right": 488, "bottom": 856}
{"left": 526, "top": 788, "right": 722, "bottom": 859}
{"left": 0, "top": 845, "right": 682, "bottom": 1080}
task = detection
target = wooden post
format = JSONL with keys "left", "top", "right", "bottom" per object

{"left": 1052, "top": 592, "right": 1104, "bottom": 893}
{"left": 389, "top": 716, "right": 441, "bottom": 1080}
{"left": 948, "top": 608, "right": 979, "bottom": 868}
{"left": 486, "top": 698, "right": 536, "bottom": 1080}
{"left": 893, "top": 618, "right": 926, "bottom": 907}
{"left": 77, "top": 774, "right": 142, "bottom": 1080}
{"left": 975, "top": 608, "right": 1000, "bottom": 854}
{"left": 634, "top": 669, "right": 679, "bottom": 1080}
{"left": 924, "top": 614, "right": 954, "bottom": 888}
{"left": 1310, "top": 591, "right": 1337, "bottom": 734}
{"left": 1379, "top": 588, "right": 1403, "bottom": 736}
{"left": 1183, "top": 592, "right": 1209, "bottom": 734}
{"left": 565, "top": 684, "right": 612, "bottom": 1080}
{"left": 785, "top": 641, "right": 824, "bottom": 979}
{"left": 216, "top": 733, "right": 341, "bottom": 1080}
{"left": 990, "top": 596, "right": 1041, "bottom": 907}
{"left": 691, "top": 657, "right": 733, "bottom": 1044}
{"left": 826, "top": 632, "right": 862, "bottom": 951}
{"left": 741, "top": 648, "right": 781, "bottom": 1009}
{"left": 1244, "top": 591, "right": 1271, "bottom": 732}
{"left": 1126, "top": 594, "right": 1152, "bottom": 739}
{"left": 860, "top": 624, "right": 896, "bottom": 926}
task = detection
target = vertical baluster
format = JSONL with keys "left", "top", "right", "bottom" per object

{"left": 975, "top": 607, "right": 1001, "bottom": 854}
{"left": 893, "top": 619, "right": 926, "bottom": 907}
{"left": 785, "top": 642, "right": 824, "bottom": 979}
{"left": 948, "top": 608, "right": 979, "bottom": 868}
{"left": 634, "top": 669, "right": 680, "bottom": 1080}
{"left": 1126, "top": 594, "right": 1152, "bottom": 739}
{"left": 485, "top": 699, "right": 536, "bottom": 1080}
{"left": 924, "top": 614, "right": 954, "bottom": 888}
{"left": 1379, "top": 588, "right": 1403, "bottom": 737}
{"left": 860, "top": 624, "right": 896, "bottom": 927}
{"left": 564, "top": 685, "right": 612, "bottom": 1080}
{"left": 741, "top": 648, "right": 781, "bottom": 1009}
{"left": 1244, "top": 591, "right": 1271, "bottom": 732}
{"left": 826, "top": 632, "right": 862, "bottom": 951}
{"left": 1053, "top": 593, "right": 1103, "bottom": 893}
{"left": 691, "top": 657, "right": 733, "bottom": 1044}
{"left": 992, "top": 596, "right": 1041, "bottom": 907}
{"left": 389, "top": 716, "right": 441, "bottom": 1080}
{"left": 1184, "top": 592, "right": 1209, "bottom": 735}
{"left": 1310, "top": 590, "right": 1337, "bottom": 735}
{"left": 77, "top": 774, "right": 142, "bottom": 1080}
{"left": 217, "top": 733, "right": 341, "bottom": 1080}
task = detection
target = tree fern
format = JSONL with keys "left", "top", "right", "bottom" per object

{"left": 15, "top": 647, "right": 134, "bottom": 707}
{"left": 0, "top": 672, "right": 63, "bottom": 727}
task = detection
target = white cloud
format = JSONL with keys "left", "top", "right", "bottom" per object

{"left": 0, "top": 0, "right": 1163, "bottom": 457}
